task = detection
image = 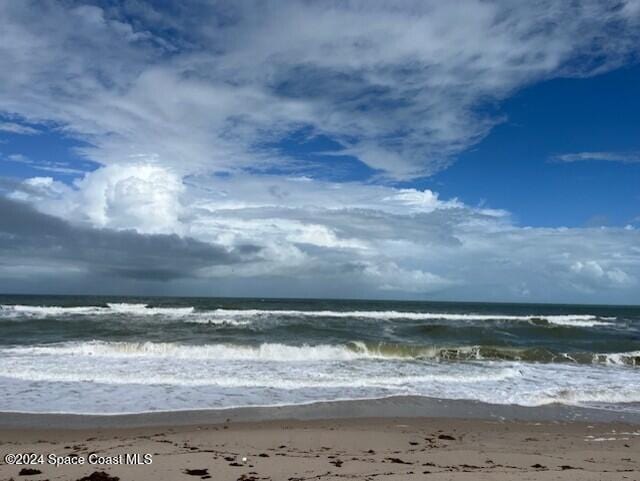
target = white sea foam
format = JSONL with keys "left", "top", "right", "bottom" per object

{"left": 1, "top": 341, "right": 639, "bottom": 413}
{"left": 211, "top": 310, "right": 612, "bottom": 327}
{"left": 543, "top": 317, "right": 612, "bottom": 327}
{"left": 0, "top": 303, "right": 194, "bottom": 318}
{"left": 0, "top": 304, "right": 613, "bottom": 327}
{"left": 5, "top": 341, "right": 367, "bottom": 361}
{"left": 0, "top": 305, "right": 102, "bottom": 316}
{"left": 105, "top": 303, "right": 194, "bottom": 316}
{"left": 205, "top": 308, "right": 605, "bottom": 324}
{"left": 2, "top": 341, "right": 471, "bottom": 362}
{"left": 0, "top": 341, "right": 523, "bottom": 388}
{"left": 5, "top": 341, "right": 639, "bottom": 367}
{"left": 592, "top": 351, "right": 640, "bottom": 366}
{"left": 0, "top": 366, "right": 520, "bottom": 388}
{"left": 0, "top": 340, "right": 506, "bottom": 363}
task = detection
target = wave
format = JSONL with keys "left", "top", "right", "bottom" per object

{"left": 0, "top": 304, "right": 614, "bottom": 327}
{"left": 1, "top": 340, "right": 639, "bottom": 412}
{"left": 0, "top": 303, "right": 194, "bottom": 318}
{"left": 5, "top": 341, "right": 639, "bottom": 366}
{"left": 538, "top": 317, "right": 612, "bottom": 327}
{"left": 6, "top": 341, "right": 362, "bottom": 361}
{"left": 592, "top": 351, "right": 640, "bottom": 366}
{"left": 0, "top": 365, "right": 520, "bottom": 387}
{"left": 1, "top": 305, "right": 104, "bottom": 316}
{"left": 355, "top": 344, "right": 639, "bottom": 366}
{"left": 105, "top": 303, "right": 194, "bottom": 316}
{"left": 540, "top": 387, "right": 640, "bottom": 405}
{"left": 204, "top": 309, "right": 609, "bottom": 326}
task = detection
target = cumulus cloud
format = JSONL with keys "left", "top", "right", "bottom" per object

{"left": 6, "top": 169, "right": 638, "bottom": 302}
{"left": 74, "top": 164, "right": 185, "bottom": 234}
{"left": 6, "top": 164, "right": 185, "bottom": 233}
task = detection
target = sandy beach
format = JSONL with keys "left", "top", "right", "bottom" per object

{"left": 1, "top": 398, "right": 638, "bottom": 481}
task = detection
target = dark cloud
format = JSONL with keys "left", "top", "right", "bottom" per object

{"left": 0, "top": 196, "right": 260, "bottom": 281}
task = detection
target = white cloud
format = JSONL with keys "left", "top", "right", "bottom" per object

{"left": 0, "top": 122, "right": 39, "bottom": 135}
{"left": 382, "top": 189, "right": 463, "bottom": 213}
{"left": 184, "top": 173, "right": 462, "bottom": 216}
{"left": 570, "top": 260, "right": 635, "bottom": 288}
{"left": 0, "top": 1, "right": 639, "bottom": 178}
{"left": 7, "top": 176, "right": 75, "bottom": 219}
{"left": 73, "top": 163, "right": 185, "bottom": 234}
{"left": 553, "top": 151, "right": 640, "bottom": 164}
{"left": 4, "top": 153, "right": 87, "bottom": 175}
{"left": 9, "top": 169, "right": 639, "bottom": 302}
{"left": 8, "top": 164, "right": 184, "bottom": 234}
{"left": 360, "top": 261, "right": 454, "bottom": 293}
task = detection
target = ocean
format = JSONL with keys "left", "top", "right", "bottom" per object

{"left": 0, "top": 295, "right": 639, "bottom": 414}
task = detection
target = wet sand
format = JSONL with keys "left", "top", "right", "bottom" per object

{"left": 1, "top": 397, "right": 638, "bottom": 480}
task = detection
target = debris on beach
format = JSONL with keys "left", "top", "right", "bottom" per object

{"left": 184, "top": 468, "right": 209, "bottom": 476}
{"left": 18, "top": 468, "right": 42, "bottom": 476}
{"left": 76, "top": 471, "right": 120, "bottom": 481}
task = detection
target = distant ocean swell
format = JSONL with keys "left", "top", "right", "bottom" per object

{"left": 0, "top": 297, "right": 638, "bottom": 414}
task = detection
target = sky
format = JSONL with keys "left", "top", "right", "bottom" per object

{"left": 0, "top": 0, "right": 639, "bottom": 304}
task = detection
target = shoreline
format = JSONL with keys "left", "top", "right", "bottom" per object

{"left": 2, "top": 395, "right": 638, "bottom": 430}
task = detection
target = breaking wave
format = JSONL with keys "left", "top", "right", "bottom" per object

{"left": 0, "top": 366, "right": 521, "bottom": 388}
{"left": 0, "top": 304, "right": 613, "bottom": 327}
{"left": 4, "top": 341, "right": 638, "bottom": 366}
{"left": 202, "top": 308, "right": 609, "bottom": 326}
{"left": 0, "top": 303, "right": 194, "bottom": 317}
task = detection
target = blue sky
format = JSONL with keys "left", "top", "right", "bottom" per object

{"left": 429, "top": 64, "right": 640, "bottom": 228}
{"left": 3, "top": 59, "right": 639, "bottom": 228}
{"left": 0, "top": 1, "right": 639, "bottom": 303}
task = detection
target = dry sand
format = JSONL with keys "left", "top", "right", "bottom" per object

{"left": 1, "top": 398, "right": 638, "bottom": 480}
{"left": 2, "top": 418, "right": 639, "bottom": 480}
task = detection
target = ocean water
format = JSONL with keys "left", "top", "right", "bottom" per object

{"left": 0, "top": 295, "right": 639, "bottom": 414}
